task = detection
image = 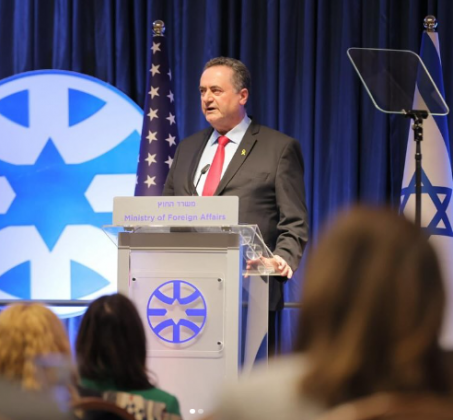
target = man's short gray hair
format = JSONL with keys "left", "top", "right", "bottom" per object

{"left": 204, "top": 57, "right": 251, "bottom": 92}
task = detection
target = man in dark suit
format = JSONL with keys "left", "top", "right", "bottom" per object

{"left": 163, "top": 57, "right": 308, "bottom": 348}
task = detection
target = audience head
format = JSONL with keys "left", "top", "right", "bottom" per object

{"left": 0, "top": 303, "right": 71, "bottom": 390}
{"left": 76, "top": 293, "right": 152, "bottom": 390}
{"left": 297, "top": 206, "right": 449, "bottom": 405}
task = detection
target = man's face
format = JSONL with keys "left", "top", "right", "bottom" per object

{"left": 199, "top": 66, "right": 248, "bottom": 134}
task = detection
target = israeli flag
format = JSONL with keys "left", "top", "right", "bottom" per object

{"left": 400, "top": 29, "right": 453, "bottom": 348}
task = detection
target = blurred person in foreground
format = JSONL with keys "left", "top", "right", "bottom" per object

{"left": 76, "top": 294, "right": 181, "bottom": 417}
{"left": 213, "top": 206, "right": 453, "bottom": 420}
{"left": 0, "top": 303, "right": 74, "bottom": 391}
{"left": 0, "top": 303, "right": 76, "bottom": 419}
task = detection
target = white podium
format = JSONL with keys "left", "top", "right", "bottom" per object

{"left": 105, "top": 196, "right": 276, "bottom": 419}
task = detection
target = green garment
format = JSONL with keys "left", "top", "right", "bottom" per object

{"left": 80, "top": 377, "right": 181, "bottom": 416}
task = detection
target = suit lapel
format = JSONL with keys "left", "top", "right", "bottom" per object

{"left": 215, "top": 122, "right": 260, "bottom": 195}
{"left": 187, "top": 128, "right": 213, "bottom": 195}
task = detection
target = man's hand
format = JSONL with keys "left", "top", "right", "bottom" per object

{"left": 272, "top": 255, "right": 293, "bottom": 278}
{"left": 245, "top": 255, "right": 293, "bottom": 278}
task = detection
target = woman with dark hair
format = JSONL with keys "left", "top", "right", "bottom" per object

{"left": 214, "top": 206, "right": 453, "bottom": 420}
{"left": 76, "top": 294, "right": 181, "bottom": 417}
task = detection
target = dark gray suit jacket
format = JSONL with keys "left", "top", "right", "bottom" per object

{"left": 163, "top": 121, "right": 308, "bottom": 311}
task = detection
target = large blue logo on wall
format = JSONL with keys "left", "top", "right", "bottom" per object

{"left": 0, "top": 70, "right": 142, "bottom": 307}
{"left": 147, "top": 280, "right": 207, "bottom": 344}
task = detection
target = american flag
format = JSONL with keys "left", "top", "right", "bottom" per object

{"left": 135, "top": 27, "right": 178, "bottom": 196}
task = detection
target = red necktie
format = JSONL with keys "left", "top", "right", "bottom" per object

{"left": 202, "top": 135, "right": 230, "bottom": 196}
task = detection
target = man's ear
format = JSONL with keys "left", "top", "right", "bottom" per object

{"left": 239, "top": 88, "right": 249, "bottom": 106}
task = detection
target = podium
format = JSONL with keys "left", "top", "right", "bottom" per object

{"left": 105, "top": 196, "right": 277, "bottom": 418}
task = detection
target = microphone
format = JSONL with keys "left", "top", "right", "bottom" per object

{"left": 193, "top": 164, "right": 210, "bottom": 196}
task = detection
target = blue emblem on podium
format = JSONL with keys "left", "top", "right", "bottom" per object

{"left": 147, "top": 280, "right": 207, "bottom": 344}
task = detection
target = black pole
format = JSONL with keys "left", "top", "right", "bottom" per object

{"left": 415, "top": 137, "right": 422, "bottom": 227}
{"left": 404, "top": 109, "right": 428, "bottom": 228}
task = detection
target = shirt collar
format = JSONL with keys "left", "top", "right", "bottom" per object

{"left": 209, "top": 115, "right": 252, "bottom": 146}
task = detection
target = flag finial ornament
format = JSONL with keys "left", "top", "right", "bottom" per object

{"left": 424, "top": 15, "right": 438, "bottom": 32}
{"left": 153, "top": 20, "right": 165, "bottom": 36}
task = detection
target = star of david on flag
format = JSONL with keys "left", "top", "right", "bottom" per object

{"left": 135, "top": 25, "right": 179, "bottom": 196}
{"left": 401, "top": 168, "right": 453, "bottom": 237}
{"left": 400, "top": 23, "right": 453, "bottom": 348}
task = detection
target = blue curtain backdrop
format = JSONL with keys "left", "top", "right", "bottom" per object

{"left": 1, "top": 0, "right": 453, "bottom": 352}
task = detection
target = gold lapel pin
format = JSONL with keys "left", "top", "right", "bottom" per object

{"left": 241, "top": 149, "right": 246, "bottom": 156}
